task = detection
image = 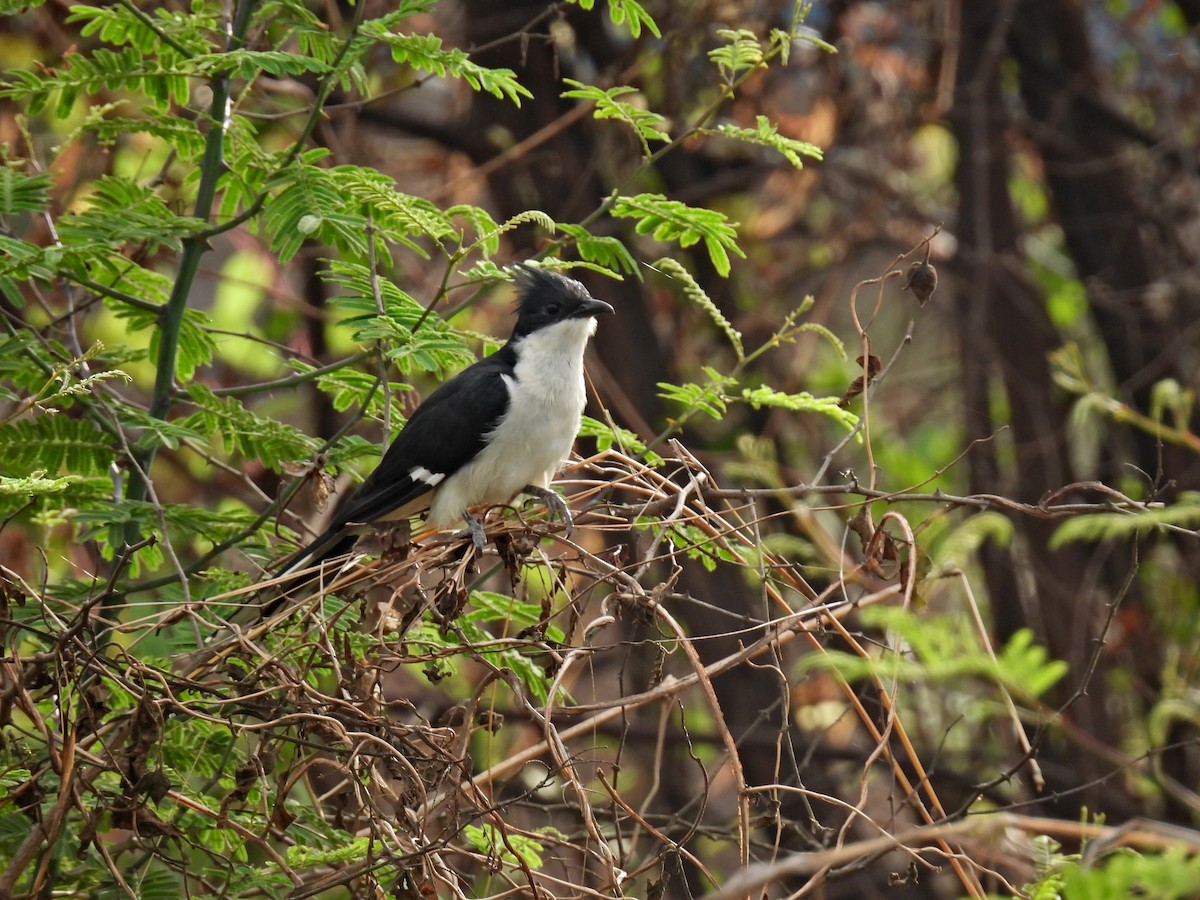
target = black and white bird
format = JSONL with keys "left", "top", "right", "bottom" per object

{"left": 274, "top": 265, "right": 614, "bottom": 592}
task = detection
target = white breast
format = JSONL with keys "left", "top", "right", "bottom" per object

{"left": 427, "top": 316, "right": 596, "bottom": 526}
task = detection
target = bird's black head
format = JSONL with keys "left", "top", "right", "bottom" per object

{"left": 509, "top": 266, "right": 615, "bottom": 339}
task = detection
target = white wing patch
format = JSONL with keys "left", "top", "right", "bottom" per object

{"left": 409, "top": 465, "right": 446, "bottom": 487}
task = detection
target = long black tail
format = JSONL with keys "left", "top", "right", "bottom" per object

{"left": 244, "top": 529, "right": 359, "bottom": 622}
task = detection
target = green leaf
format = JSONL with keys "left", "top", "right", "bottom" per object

{"left": 0, "top": 46, "right": 193, "bottom": 115}
{"left": 180, "top": 384, "right": 321, "bottom": 471}
{"left": 1049, "top": 493, "right": 1200, "bottom": 548}
{"left": 0, "top": 472, "right": 108, "bottom": 498}
{"left": 57, "top": 176, "right": 205, "bottom": 254}
{"left": 562, "top": 79, "right": 669, "bottom": 156}
{"left": 361, "top": 27, "right": 532, "bottom": 106}
{"left": 578, "top": 415, "right": 662, "bottom": 465}
{"left": 557, "top": 224, "right": 639, "bottom": 276}
{"left": 739, "top": 386, "right": 858, "bottom": 429}
{"left": 287, "top": 836, "right": 372, "bottom": 867}
{"left": 610, "top": 193, "right": 744, "bottom": 277}
{"left": 80, "top": 110, "right": 206, "bottom": 159}
{"left": 0, "top": 416, "right": 114, "bottom": 476}
{"left": 712, "top": 115, "right": 823, "bottom": 168}
{"left": 709, "top": 29, "right": 764, "bottom": 83}
{"left": 932, "top": 511, "right": 1014, "bottom": 573}
{"left": 193, "top": 48, "right": 330, "bottom": 80}
{"left": 653, "top": 257, "right": 742, "bottom": 359}
{"left": 0, "top": 165, "right": 52, "bottom": 215}
{"left": 563, "top": 0, "right": 660, "bottom": 38}
{"left": 658, "top": 368, "right": 736, "bottom": 420}
{"left": 322, "top": 260, "right": 478, "bottom": 375}
{"left": 464, "top": 823, "right": 546, "bottom": 869}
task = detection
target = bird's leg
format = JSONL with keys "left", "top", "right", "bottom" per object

{"left": 523, "top": 485, "right": 574, "bottom": 537}
{"left": 448, "top": 513, "right": 487, "bottom": 549}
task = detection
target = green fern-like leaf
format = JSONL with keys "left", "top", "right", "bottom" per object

{"left": 709, "top": 29, "right": 765, "bottom": 83}
{"left": 0, "top": 1, "right": 48, "bottom": 13}
{"left": 263, "top": 164, "right": 375, "bottom": 263}
{"left": 653, "top": 257, "right": 743, "bottom": 358}
{"left": 0, "top": 472, "right": 108, "bottom": 498}
{"left": 322, "top": 260, "right": 478, "bottom": 375}
{"left": 0, "top": 165, "right": 52, "bottom": 215}
{"left": 447, "top": 204, "right": 502, "bottom": 255}
{"left": 712, "top": 115, "right": 823, "bottom": 168}
{"left": 362, "top": 27, "right": 532, "bottom": 106}
{"left": 332, "top": 164, "right": 457, "bottom": 245}
{"left": 610, "top": 193, "right": 744, "bottom": 277}
{"left": 740, "top": 386, "right": 858, "bottom": 430}
{"left": 578, "top": 415, "right": 662, "bottom": 465}
{"left": 181, "top": 385, "right": 321, "bottom": 470}
{"left": 285, "top": 362, "right": 392, "bottom": 417}
{"left": 264, "top": 163, "right": 460, "bottom": 263}
{"left": 658, "top": 368, "right": 736, "bottom": 420}
{"left": 113, "top": 304, "right": 216, "bottom": 381}
{"left": 801, "top": 606, "right": 1068, "bottom": 702}
{"left": 0, "top": 417, "right": 114, "bottom": 476}
{"left": 57, "top": 176, "right": 205, "bottom": 254}
{"left": 1, "top": 45, "right": 193, "bottom": 116}
{"left": 460, "top": 208, "right": 556, "bottom": 255}
{"left": 564, "top": 0, "right": 660, "bottom": 38}
{"left": 562, "top": 79, "right": 669, "bottom": 156}
{"left": 71, "top": 499, "right": 262, "bottom": 548}
{"left": 66, "top": 4, "right": 212, "bottom": 55}
{"left": 81, "top": 111, "right": 206, "bottom": 159}
{"left": 1049, "top": 493, "right": 1200, "bottom": 548}
{"left": 557, "top": 225, "right": 639, "bottom": 276}
{"left": 931, "top": 511, "right": 1014, "bottom": 574}
{"left": 193, "top": 48, "right": 330, "bottom": 80}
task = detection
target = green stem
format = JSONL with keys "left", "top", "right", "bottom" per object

{"left": 113, "top": 0, "right": 259, "bottom": 613}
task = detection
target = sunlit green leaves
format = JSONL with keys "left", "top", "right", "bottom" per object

{"left": 610, "top": 193, "right": 744, "bottom": 277}
{"left": 800, "top": 606, "right": 1069, "bottom": 702}
{"left": 740, "top": 387, "right": 858, "bottom": 430}
{"left": 263, "top": 163, "right": 462, "bottom": 263}
{"left": 557, "top": 224, "right": 639, "bottom": 276}
{"left": 0, "top": 165, "right": 52, "bottom": 215}
{"left": 0, "top": 417, "right": 114, "bottom": 476}
{"left": 322, "top": 260, "right": 479, "bottom": 376}
{"left": 709, "top": 28, "right": 764, "bottom": 83}
{"left": 57, "top": 176, "right": 206, "bottom": 255}
{"left": 564, "top": 0, "right": 660, "bottom": 38}
{"left": 658, "top": 367, "right": 736, "bottom": 420}
{"left": 361, "top": 26, "right": 531, "bottom": 105}
{"left": 653, "top": 257, "right": 742, "bottom": 358}
{"left": 1050, "top": 492, "right": 1200, "bottom": 547}
{"left": 562, "top": 79, "right": 669, "bottom": 156}
{"left": 712, "top": 115, "right": 823, "bottom": 168}
{"left": 1, "top": 46, "right": 191, "bottom": 115}
{"left": 578, "top": 415, "right": 662, "bottom": 465}
{"left": 66, "top": 4, "right": 209, "bottom": 55}
{"left": 181, "top": 385, "right": 320, "bottom": 470}
{"left": 464, "top": 824, "right": 547, "bottom": 869}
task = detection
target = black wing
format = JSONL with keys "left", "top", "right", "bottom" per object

{"left": 272, "top": 345, "right": 516, "bottom": 583}
{"left": 334, "top": 345, "right": 514, "bottom": 525}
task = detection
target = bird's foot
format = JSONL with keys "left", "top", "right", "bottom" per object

{"left": 448, "top": 514, "right": 487, "bottom": 549}
{"left": 523, "top": 485, "right": 574, "bottom": 537}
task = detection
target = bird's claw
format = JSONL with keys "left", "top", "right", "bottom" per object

{"left": 448, "top": 515, "right": 488, "bottom": 549}
{"left": 523, "top": 485, "right": 574, "bottom": 538}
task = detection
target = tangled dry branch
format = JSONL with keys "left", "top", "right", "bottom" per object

{"left": 3, "top": 440, "right": 1129, "bottom": 898}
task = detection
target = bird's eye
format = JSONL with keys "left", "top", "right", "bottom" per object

{"left": 545, "top": 303, "right": 561, "bottom": 316}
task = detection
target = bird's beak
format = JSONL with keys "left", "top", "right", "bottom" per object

{"left": 579, "top": 297, "right": 615, "bottom": 317}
